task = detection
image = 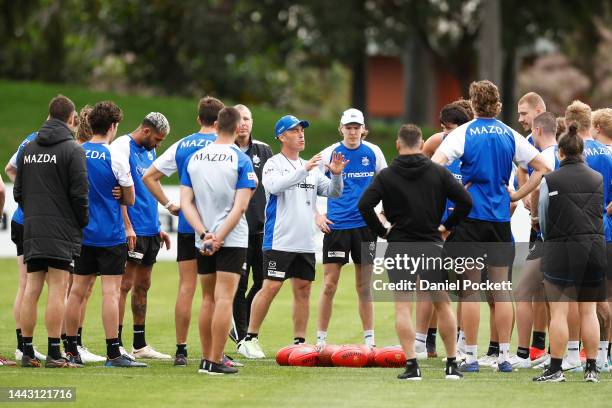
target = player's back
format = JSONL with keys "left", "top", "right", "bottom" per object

{"left": 460, "top": 118, "right": 517, "bottom": 222}
{"left": 185, "top": 143, "right": 252, "bottom": 247}
{"left": 82, "top": 142, "right": 126, "bottom": 246}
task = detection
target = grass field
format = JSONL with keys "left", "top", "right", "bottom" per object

{"left": 1, "top": 259, "right": 611, "bottom": 407}
{"left": 0, "top": 80, "right": 410, "bottom": 184}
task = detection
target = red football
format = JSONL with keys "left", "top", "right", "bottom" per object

{"left": 374, "top": 346, "right": 406, "bottom": 368}
{"left": 331, "top": 345, "right": 368, "bottom": 367}
{"left": 276, "top": 344, "right": 302, "bottom": 366}
{"left": 288, "top": 345, "right": 319, "bottom": 367}
{"left": 317, "top": 344, "right": 341, "bottom": 367}
{"left": 359, "top": 345, "right": 377, "bottom": 367}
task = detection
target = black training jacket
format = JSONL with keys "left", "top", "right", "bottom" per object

{"left": 237, "top": 137, "right": 274, "bottom": 235}
{"left": 358, "top": 153, "right": 472, "bottom": 242}
{"left": 14, "top": 119, "right": 89, "bottom": 262}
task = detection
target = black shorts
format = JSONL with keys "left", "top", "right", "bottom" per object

{"left": 74, "top": 244, "right": 127, "bottom": 276}
{"left": 127, "top": 235, "right": 161, "bottom": 266}
{"left": 197, "top": 247, "right": 247, "bottom": 275}
{"left": 384, "top": 242, "right": 447, "bottom": 286}
{"left": 263, "top": 250, "right": 316, "bottom": 282}
{"left": 177, "top": 233, "right": 197, "bottom": 262}
{"left": 445, "top": 218, "right": 515, "bottom": 267}
{"left": 27, "top": 258, "right": 74, "bottom": 273}
{"left": 323, "top": 226, "right": 376, "bottom": 265}
{"left": 10, "top": 221, "right": 24, "bottom": 256}
{"left": 542, "top": 240, "right": 606, "bottom": 290}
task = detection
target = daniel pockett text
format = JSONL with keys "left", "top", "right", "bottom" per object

{"left": 364, "top": 242, "right": 517, "bottom": 302}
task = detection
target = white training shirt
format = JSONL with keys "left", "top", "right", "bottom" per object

{"left": 262, "top": 153, "right": 343, "bottom": 253}
{"left": 180, "top": 143, "right": 257, "bottom": 249}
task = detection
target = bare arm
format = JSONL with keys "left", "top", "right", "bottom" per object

{"left": 509, "top": 154, "right": 552, "bottom": 202}
{"left": 516, "top": 166, "right": 531, "bottom": 211}
{"left": 121, "top": 205, "right": 136, "bottom": 251}
{"left": 143, "top": 166, "right": 179, "bottom": 215}
{"left": 0, "top": 175, "right": 5, "bottom": 213}
{"left": 607, "top": 201, "right": 612, "bottom": 216}
{"left": 120, "top": 185, "right": 135, "bottom": 206}
{"left": 5, "top": 163, "right": 16, "bottom": 183}
{"left": 422, "top": 133, "right": 444, "bottom": 158}
{"left": 431, "top": 149, "right": 449, "bottom": 166}
{"left": 179, "top": 185, "right": 207, "bottom": 237}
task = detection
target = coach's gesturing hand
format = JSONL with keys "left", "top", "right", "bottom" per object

{"left": 325, "top": 152, "right": 349, "bottom": 175}
{"left": 305, "top": 153, "right": 322, "bottom": 171}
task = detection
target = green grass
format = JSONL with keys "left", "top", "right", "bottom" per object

{"left": 1, "top": 259, "right": 611, "bottom": 407}
{"left": 0, "top": 80, "right": 407, "bottom": 183}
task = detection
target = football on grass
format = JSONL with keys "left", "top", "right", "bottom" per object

{"left": 359, "top": 345, "right": 377, "bottom": 367}
{"left": 276, "top": 344, "right": 303, "bottom": 366}
{"left": 317, "top": 344, "right": 340, "bottom": 367}
{"left": 288, "top": 345, "right": 319, "bottom": 367}
{"left": 374, "top": 346, "right": 406, "bottom": 368}
{"left": 331, "top": 345, "right": 368, "bottom": 367}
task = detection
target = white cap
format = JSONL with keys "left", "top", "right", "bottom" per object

{"left": 340, "top": 108, "right": 365, "bottom": 125}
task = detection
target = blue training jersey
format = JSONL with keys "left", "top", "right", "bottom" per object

{"left": 9, "top": 132, "right": 38, "bottom": 225}
{"left": 82, "top": 141, "right": 134, "bottom": 246}
{"left": 153, "top": 132, "right": 217, "bottom": 234}
{"left": 583, "top": 139, "right": 612, "bottom": 242}
{"left": 438, "top": 118, "right": 540, "bottom": 223}
{"left": 112, "top": 134, "right": 160, "bottom": 236}
{"left": 319, "top": 141, "right": 387, "bottom": 229}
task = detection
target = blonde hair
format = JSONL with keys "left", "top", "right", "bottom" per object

{"left": 469, "top": 80, "right": 502, "bottom": 118}
{"left": 76, "top": 105, "right": 93, "bottom": 143}
{"left": 592, "top": 108, "right": 612, "bottom": 138}
{"left": 518, "top": 92, "right": 546, "bottom": 111}
{"left": 565, "top": 100, "right": 591, "bottom": 132}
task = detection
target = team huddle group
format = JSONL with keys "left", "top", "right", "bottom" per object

{"left": 0, "top": 80, "right": 610, "bottom": 382}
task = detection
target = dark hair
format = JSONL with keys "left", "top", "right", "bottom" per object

{"left": 533, "top": 112, "right": 557, "bottom": 136}
{"left": 452, "top": 98, "right": 474, "bottom": 120}
{"left": 440, "top": 104, "right": 470, "bottom": 127}
{"left": 398, "top": 123, "right": 423, "bottom": 148}
{"left": 49, "top": 95, "right": 75, "bottom": 122}
{"left": 558, "top": 123, "right": 584, "bottom": 160}
{"left": 198, "top": 96, "right": 225, "bottom": 126}
{"left": 217, "top": 107, "right": 241, "bottom": 135}
{"left": 88, "top": 101, "right": 123, "bottom": 136}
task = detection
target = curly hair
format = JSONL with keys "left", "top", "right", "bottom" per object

{"left": 469, "top": 80, "right": 502, "bottom": 118}
{"left": 565, "top": 100, "right": 591, "bottom": 132}
{"left": 76, "top": 105, "right": 93, "bottom": 143}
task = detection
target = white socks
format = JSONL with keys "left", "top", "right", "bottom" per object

{"left": 457, "top": 330, "right": 466, "bottom": 353}
{"left": 316, "top": 331, "right": 327, "bottom": 346}
{"left": 465, "top": 345, "right": 478, "bottom": 364}
{"left": 364, "top": 330, "right": 375, "bottom": 347}
{"left": 567, "top": 341, "right": 580, "bottom": 362}
{"left": 597, "top": 341, "right": 609, "bottom": 365}
{"left": 415, "top": 332, "right": 427, "bottom": 353}
{"left": 498, "top": 343, "right": 510, "bottom": 364}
